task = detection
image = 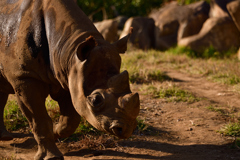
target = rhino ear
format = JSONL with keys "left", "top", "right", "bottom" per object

{"left": 113, "top": 27, "right": 133, "bottom": 54}
{"left": 76, "top": 36, "right": 97, "bottom": 61}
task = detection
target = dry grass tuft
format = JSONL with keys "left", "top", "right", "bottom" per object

{"left": 67, "top": 134, "right": 118, "bottom": 150}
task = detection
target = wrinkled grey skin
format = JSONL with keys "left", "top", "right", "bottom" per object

{"left": 0, "top": 0, "right": 140, "bottom": 159}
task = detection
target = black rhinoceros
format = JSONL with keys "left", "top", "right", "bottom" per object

{"left": 0, "top": 0, "right": 140, "bottom": 159}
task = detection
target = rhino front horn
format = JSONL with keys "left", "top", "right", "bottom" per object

{"left": 107, "top": 70, "right": 131, "bottom": 93}
{"left": 121, "top": 93, "right": 140, "bottom": 119}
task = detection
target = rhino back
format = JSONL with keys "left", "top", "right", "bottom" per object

{"left": 0, "top": 0, "right": 57, "bottom": 92}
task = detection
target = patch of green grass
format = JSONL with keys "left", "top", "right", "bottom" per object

{"left": 217, "top": 122, "right": 240, "bottom": 148}
{"left": 211, "top": 74, "right": 240, "bottom": 85}
{"left": 206, "top": 105, "right": 225, "bottom": 115}
{"left": 128, "top": 67, "right": 143, "bottom": 83}
{"left": 167, "top": 46, "right": 237, "bottom": 59}
{"left": 136, "top": 119, "right": 149, "bottom": 134}
{"left": 121, "top": 50, "right": 171, "bottom": 83}
{"left": 135, "top": 118, "right": 161, "bottom": 136}
{"left": 4, "top": 100, "right": 28, "bottom": 131}
{"left": 202, "top": 46, "right": 220, "bottom": 59}
{"left": 4, "top": 97, "right": 61, "bottom": 131}
{"left": 143, "top": 84, "right": 200, "bottom": 103}
{"left": 147, "top": 70, "right": 172, "bottom": 82}
{"left": 121, "top": 50, "right": 146, "bottom": 67}
{"left": 62, "top": 118, "right": 102, "bottom": 142}
{"left": 45, "top": 97, "right": 60, "bottom": 123}
{"left": 167, "top": 46, "right": 197, "bottom": 58}
{"left": 218, "top": 122, "right": 240, "bottom": 137}
{"left": 75, "top": 119, "right": 100, "bottom": 135}
{"left": 129, "top": 69, "right": 171, "bottom": 84}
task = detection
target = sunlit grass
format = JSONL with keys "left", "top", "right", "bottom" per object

{"left": 127, "top": 68, "right": 171, "bottom": 84}
{"left": 141, "top": 83, "right": 200, "bottom": 103}
{"left": 122, "top": 47, "right": 240, "bottom": 93}
{"left": 121, "top": 50, "right": 172, "bottom": 83}
{"left": 218, "top": 122, "right": 240, "bottom": 137}
{"left": 136, "top": 118, "right": 149, "bottom": 134}
{"left": 4, "top": 97, "right": 61, "bottom": 131}
{"left": 45, "top": 97, "right": 60, "bottom": 123}
{"left": 164, "top": 47, "right": 240, "bottom": 87}
{"left": 218, "top": 122, "right": 240, "bottom": 148}
{"left": 167, "top": 46, "right": 237, "bottom": 59}
{"left": 206, "top": 105, "right": 225, "bottom": 115}
{"left": 4, "top": 100, "right": 28, "bottom": 131}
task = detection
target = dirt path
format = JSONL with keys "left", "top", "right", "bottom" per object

{"left": 167, "top": 70, "right": 240, "bottom": 108}
{"left": 1, "top": 69, "right": 240, "bottom": 160}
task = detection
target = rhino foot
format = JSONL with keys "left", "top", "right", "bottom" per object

{"left": 34, "top": 154, "right": 64, "bottom": 160}
{"left": 34, "top": 145, "right": 63, "bottom": 160}
{"left": 0, "top": 129, "right": 13, "bottom": 141}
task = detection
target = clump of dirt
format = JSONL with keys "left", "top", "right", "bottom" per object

{"left": 67, "top": 135, "right": 118, "bottom": 150}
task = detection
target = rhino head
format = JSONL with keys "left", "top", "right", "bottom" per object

{"left": 68, "top": 29, "right": 140, "bottom": 139}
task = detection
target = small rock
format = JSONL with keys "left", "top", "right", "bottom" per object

{"left": 177, "top": 119, "right": 183, "bottom": 122}
{"left": 83, "top": 154, "right": 94, "bottom": 158}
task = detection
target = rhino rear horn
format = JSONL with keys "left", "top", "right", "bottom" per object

{"left": 107, "top": 70, "right": 131, "bottom": 93}
{"left": 113, "top": 27, "right": 133, "bottom": 54}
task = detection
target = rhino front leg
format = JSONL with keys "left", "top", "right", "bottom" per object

{"left": 14, "top": 80, "right": 63, "bottom": 160}
{"left": 0, "top": 92, "right": 13, "bottom": 140}
{"left": 52, "top": 91, "right": 81, "bottom": 139}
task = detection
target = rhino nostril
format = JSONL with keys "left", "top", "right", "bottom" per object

{"left": 116, "top": 127, "right": 123, "bottom": 135}
{"left": 112, "top": 127, "right": 123, "bottom": 136}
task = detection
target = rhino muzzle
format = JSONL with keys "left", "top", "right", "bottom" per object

{"left": 84, "top": 70, "right": 140, "bottom": 139}
{"left": 109, "top": 92, "right": 140, "bottom": 139}
{"left": 110, "top": 122, "right": 125, "bottom": 137}
{"left": 109, "top": 119, "right": 138, "bottom": 139}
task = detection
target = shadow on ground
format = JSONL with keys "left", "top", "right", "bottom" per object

{"left": 64, "top": 139, "right": 239, "bottom": 160}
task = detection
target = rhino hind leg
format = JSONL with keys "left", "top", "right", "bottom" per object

{"left": 52, "top": 92, "right": 81, "bottom": 139}
{"left": 14, "top": 80, "right": 63, "bottom": 160}
{"left": 0, "top": 92, "right": 13, "bottom": 141}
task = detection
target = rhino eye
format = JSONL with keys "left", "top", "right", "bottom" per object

{"left": 87, "top": 93, "right": 104, "bottom": 110}
{"left": 92, "top": 94, "right": 103, "bottom": 106}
